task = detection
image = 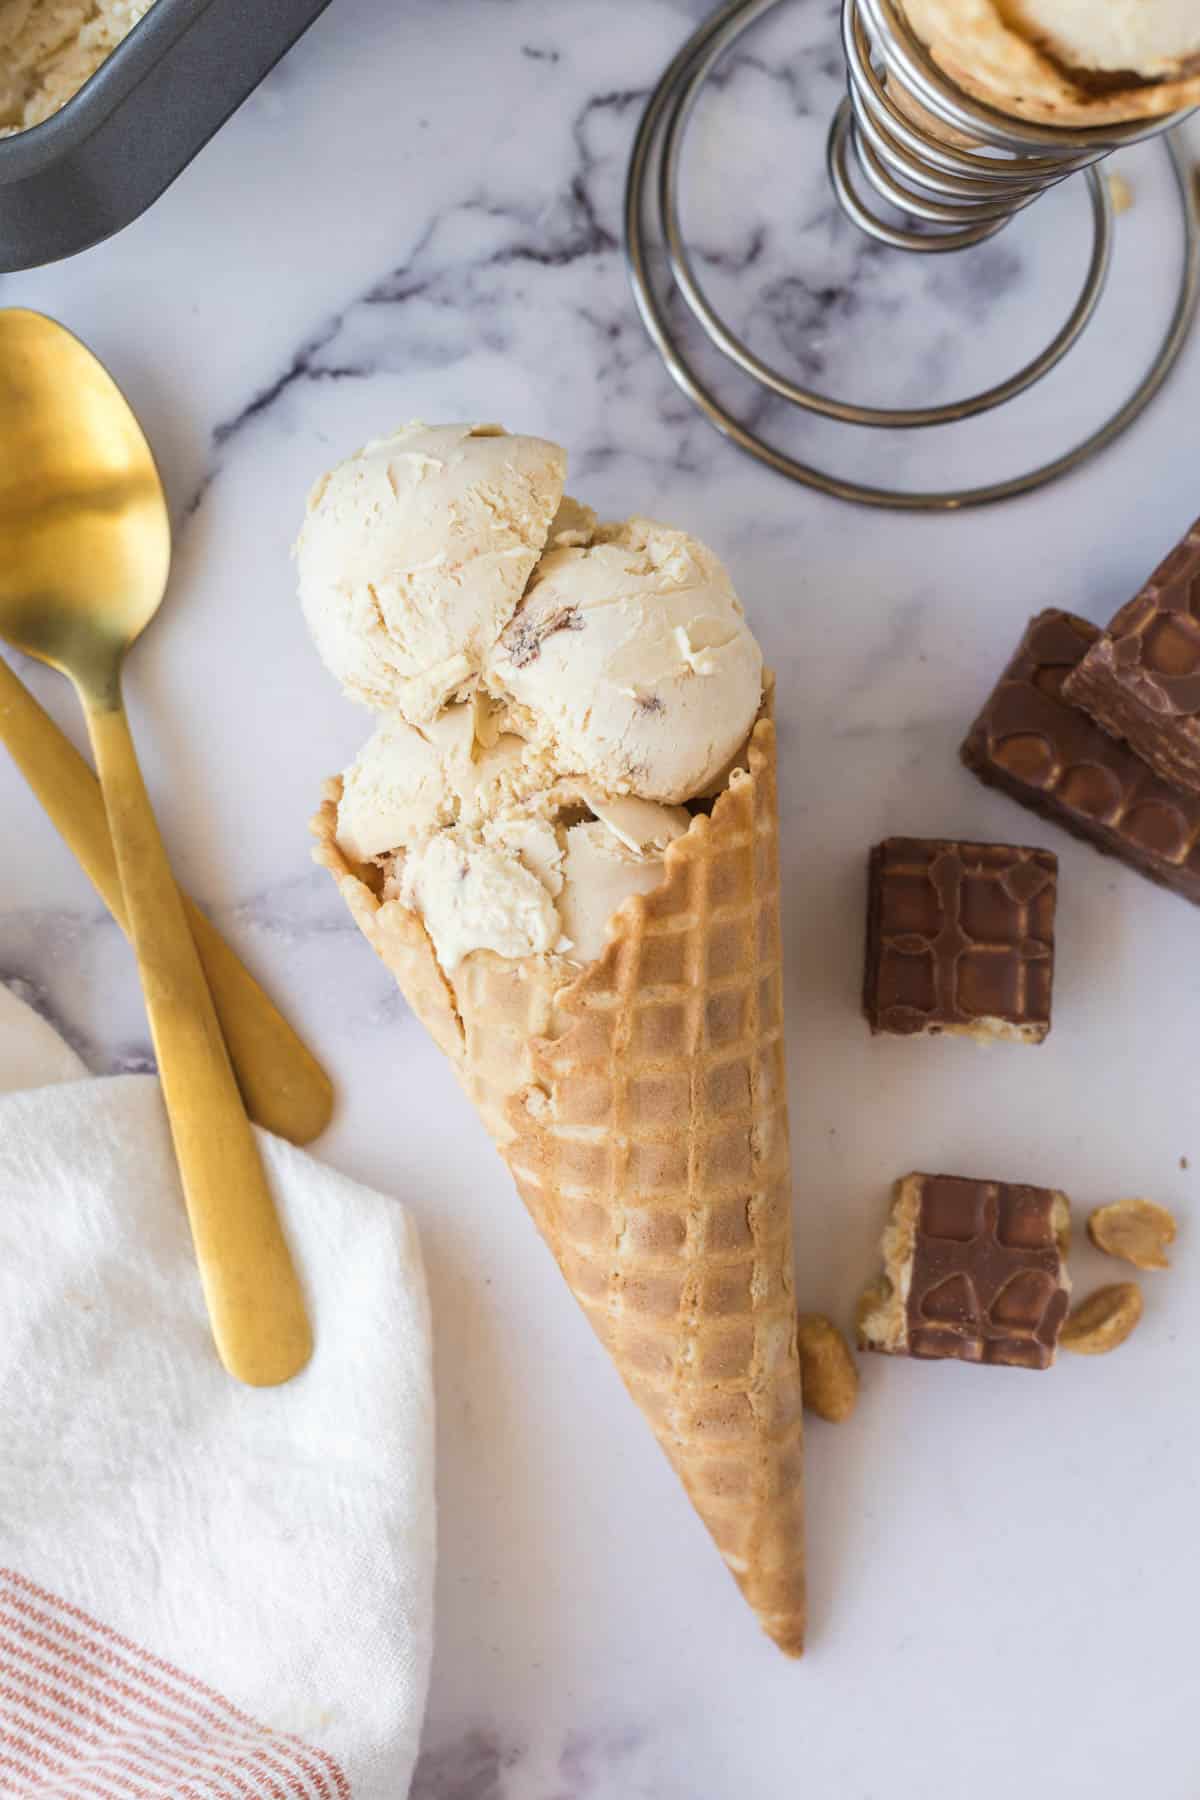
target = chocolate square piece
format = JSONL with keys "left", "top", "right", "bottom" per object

{"left": 864, "top": 837, "right": 1057, "bottom": 1043}
{"left": 1063, "top": 517, "right": 1200, "bottom": 795}
{"left": 858, "top": 1173, "right": 1071, "bottom": 1370}
{"left": 962, "top": 610, "right": 1200, "bottom": 905}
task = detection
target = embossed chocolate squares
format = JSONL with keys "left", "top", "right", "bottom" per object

{"left": 864, "top": 837, "right": 1057, "bottom": 1043}
{"left": 858, "top": 1173, "right": 1072, "bottom": 1371}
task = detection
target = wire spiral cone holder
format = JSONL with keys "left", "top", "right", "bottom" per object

{"left": 626, "top": 0, "right": 1200, "bottom": 510}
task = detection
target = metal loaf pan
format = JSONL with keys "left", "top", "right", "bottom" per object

{"left": 0, "top": 0, "right": 332, "bottom": 271}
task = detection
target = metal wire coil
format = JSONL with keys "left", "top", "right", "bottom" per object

{"left": 625, "top": 0, "right": 1200, "bottom": 510}
{"left": 834, "top": 0, "right": 1174, "bottom": 252}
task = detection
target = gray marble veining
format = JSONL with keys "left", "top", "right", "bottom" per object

{"left": 2, "top": 2, "right": 1199, "bottom": 1794}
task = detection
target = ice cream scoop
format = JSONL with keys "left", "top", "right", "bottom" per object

{"left": 546, "top": 495, "right": 598, "bottom": 548}
{"left": 396, "top": 824, "right": 565, "bottom": 970}
{"left": 396, "top": 804, "right": 689, "bottom": 972}
{"left": 336, "top": 703, "right": 569, "bottom": 863}
{"left": 363, "top": 767, "right": 690, "bottom": 972}
{"left": 307, "top": 428, "right": 765, "bottom": 979}
{"left": 296, "top": 422, "right": 566, "bottom": 721}
{"left": 487, "top": 516, "right": 763, "bottom": 805}
{"left": 559, "top": 817, "right": 686, "bottom": 963}
{"left": 338, "top": 708, "right": 474, "bottom": 861}
{"left": 581, "top": 790, "right": 691, "bottom": 855}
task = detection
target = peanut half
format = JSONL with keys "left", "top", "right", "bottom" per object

{"left": 1087, "top": 1199, "right": 1176, "bottom": 1271}
{"left": 796, "top": 1314, "right": 859, "bottom": 1422}
{"left": 1060, "top": 1283, "right": 1144, "bottom": 1356}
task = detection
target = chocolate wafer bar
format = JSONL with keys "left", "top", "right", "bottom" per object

{"left": 864, "top": 837, "right": 1056, "bottom": 1043}
{"left": 1063, "top": 517, "right": 1200, "bottom": 796}
{"left": 858, "top": 1173, "right": 1071, "bottom": 1370}
{"left": 961, "top": 610, "right": 1200, "bottom": 905}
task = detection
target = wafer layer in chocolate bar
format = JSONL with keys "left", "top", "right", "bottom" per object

{"left": 864, "top": 838, "right": 1056, "bottom": 1043}
{"left": 858, "top": 1173, "right": 1071, "bottom": 1370}
{"left": 1063, "top": 517, "right": 1200, "bottom": 795}
{"left": 961, "top": 610, "right": 1200, "bottom": 904}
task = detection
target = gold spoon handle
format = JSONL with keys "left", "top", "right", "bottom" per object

{"left": 0, "top": 655, "right": 333, "bottom": 1146}
{"left": 83, "top": 685, "right": 313, "bottom": 1388}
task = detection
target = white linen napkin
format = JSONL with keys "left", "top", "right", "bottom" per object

{"left": 0, "top": 982, "right": 435, "bottom": 1799}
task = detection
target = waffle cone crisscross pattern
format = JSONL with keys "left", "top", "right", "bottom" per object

{"left": 313, "top": 705, "right": 805, "bottom": 1654}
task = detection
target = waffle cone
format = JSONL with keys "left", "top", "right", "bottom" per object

{"left": 313, "top": 703, "right": 806, "bottom": 1655}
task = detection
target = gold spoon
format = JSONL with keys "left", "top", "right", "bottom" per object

{"left": 0, "top": 655, "right": 334, "bottom": 1147}
{"left": 0, "top": 308, "right": 312, "bottom": 1387}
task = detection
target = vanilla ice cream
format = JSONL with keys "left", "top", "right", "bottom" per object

{"left": 391, "top": 797, "right": 689, "bottom": 972}
{"left": 304, "top": 424, "right": 765, "bottom": 984}
{"left": 337, "top": 708, "right": 474, "bottom": 863}
{"left": 486, "top": 517, "right": 763, "bottom": 805}
{"left": 396, "top": 827, "right": 564, "bottom": 970}
{"left": 338, "top": 692, "right": 694, "bottom": 972}
{"left": 336, "top": 702, "right": 566, "bottom": 863}
{"left": 559, "top": 817, "right": 687, "bottom": 964}
{"left": 546, "top": 495, "right": 598, "bottom": 549}
{"left": 296, "top": 423, "right": 566, "bottom": 721}
{"left": 996, "top": 0, "right": 1199, "bottom": 76}
{"left": 0, "top": 0, "right": 152, "bottom": 134}
{"left": 581, "top": 791, "right": 691, "bottom": 855}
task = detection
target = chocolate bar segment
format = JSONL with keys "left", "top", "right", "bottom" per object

{"left": 864, "top": 837, "right": 1056, "bottom": 1043}
{"left": 962, "top": 610, "right": 1200, "bottom": 905}
{"left": 858, "top": 1173, "right": 1071, "bottom": 1370}
{"left": 1063, "top": 517, "right": 1200, "bottom": 795}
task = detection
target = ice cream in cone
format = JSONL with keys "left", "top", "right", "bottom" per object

{"left": 298, "top": 425, "right": 806, "bottom": 1654}
{"left": 898, "top": 0, "right": 1200, "bottom": 127}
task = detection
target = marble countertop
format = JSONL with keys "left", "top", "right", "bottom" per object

{"left": 3, "top": 2, "right": 1199, "bottom": 1794}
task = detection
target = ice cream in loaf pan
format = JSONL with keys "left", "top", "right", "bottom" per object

{"left": 0, "top": 0, "right": 153, "bottom": 134}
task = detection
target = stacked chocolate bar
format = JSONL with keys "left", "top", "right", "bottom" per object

{"left": 961, "top": 518, "right": 1200, "bottom": 904}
